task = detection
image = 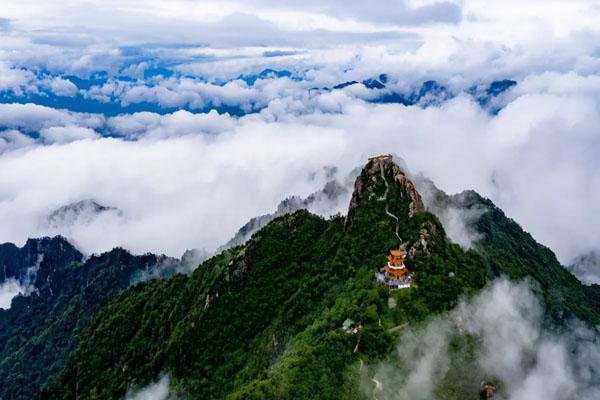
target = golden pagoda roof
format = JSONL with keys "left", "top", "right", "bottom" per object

{"left": 389, "top": 249, "right": 403, "bottom": 257}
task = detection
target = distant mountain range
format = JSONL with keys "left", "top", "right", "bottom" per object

{"left": 0, "top": 69, "right": 517, "bottom": 125}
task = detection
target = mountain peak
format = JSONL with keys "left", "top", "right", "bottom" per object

{"left": 47, "top": 199, "right": 120, "bottom": 229}
{"left": 346, "top": 154, "right": 424, "bottom": 226}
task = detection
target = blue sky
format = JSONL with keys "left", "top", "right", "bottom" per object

{"left": 0, "top": 0, "right": 599, "bottom": 285}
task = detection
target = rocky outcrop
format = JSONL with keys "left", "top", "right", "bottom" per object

{"left": 408, "top": 221, "right": 438, "bottom": 258}
{"left": 480, "top": 381, "right": 497, "bottom": 399}
{"left": 346, "top": 154, "right": 424, "bottom": 226}
{"left": 393, "top": 168, "right": 425, "bottom": 216}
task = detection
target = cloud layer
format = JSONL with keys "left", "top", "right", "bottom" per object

{"left": 0, "top": 79, "right": 599, "bottom": 267}
{"left": 0, "top": 1, "right": 598, "bottom": 283}
{"left": 366, "top": 278, "right": 600, "bottom": 400}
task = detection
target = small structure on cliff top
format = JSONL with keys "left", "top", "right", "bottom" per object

{"left": 370, "top": 154, "right": 393, "bottom": 162}
{"left": 376, "top": 248, "right": 412, "bottom": 289}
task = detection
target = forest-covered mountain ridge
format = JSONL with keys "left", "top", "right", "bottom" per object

{"left": 1, "top": 155, "right": 598, "bottom": 399}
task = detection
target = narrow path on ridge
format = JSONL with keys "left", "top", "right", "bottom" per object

{"left": 378, "top": 160, "right": 402, "bottom": 246}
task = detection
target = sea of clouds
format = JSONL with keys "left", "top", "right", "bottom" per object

{"left": 0, "top": 0, "right": 598, "bottom": 285}
{"left": 1, "top": 1, "right": 599, "bottom": 397}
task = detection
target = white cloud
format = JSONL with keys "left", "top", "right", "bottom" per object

{"left": 366, "top": 279, "right": 600, "bottom": 400}
{"left": 46, "top": 77, "right": 78, "bottom": 97}
{"left": 245, "top": 0, "right": 463, "bottom": 25}
{"left": 0, "top": 103, "right": 104, "bottom": 133}
{"left": 39, "top": 125, "right": 99, "bottom": 144}
{"left": 0, "top": 118, "right": 346, "bottom": 255}
{"left": 0, "top": 0, "right": 597, "bottom": 282}
{"left": 0, "top": 62, "right": 37, "bottom": 95}
{"left": 0, "top": 77, "right": 598, "bottom": 267}
{"left": 125, "top": 375, "right": 170, "bottom": 400}
{"left": 107, "top": 109, "right": 235, "bottom": 139}
{"left": 417, "top": 183, "right": 485, "bottom": 249}
{"left": 567, "top": 252, "right": 600, "bottom": 286}
{"left": 110, "top": 76, "right": 310, "bottom": 112}
{"left": 0, "top": 278, "right": 25, "bottom": 309}
{"left": 0, "top": 129, "right": 36, "bottom": 153}
{"left": 0, "top": 0, "right": 593, "bottom": 82}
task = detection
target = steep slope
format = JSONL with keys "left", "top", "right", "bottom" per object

{"left": 420, "top": 180, "right": 600, "bottom": 324}
{"left": 41, "top": 156, "right": 489, "bottom": 399}
{"left": 0, "top": 237, "right": 85, "bottom": 399}
{"left": 0, "top": 238, "right": 182, "bottom": 400}
{"left": 0, "top": 236, "right": 83, "bottom": 287}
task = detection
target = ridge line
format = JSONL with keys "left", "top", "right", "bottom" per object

{"left": 378, "top": 160, "right": 402, "bottom": 248}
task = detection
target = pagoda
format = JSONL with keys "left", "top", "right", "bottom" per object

{"left": 385, "top": 249, "right": 408, "bottom": 279}
{"left": 376, "top": 248, "right": 412, "bottom": 289}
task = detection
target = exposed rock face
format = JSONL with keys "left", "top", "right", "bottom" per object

{"left": 480, "top": 381, "right": 497, "bottom": 399}
{"left": 408, "top": 221, "right": 438, "bottom": 258}
{"left": 224, "top": 247, "right": 248, "bottom": 283}
{"left": 346, "top": 154, "right": 424, "bottom": 226}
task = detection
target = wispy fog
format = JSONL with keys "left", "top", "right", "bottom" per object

{"left": 0, "top": 279, "right": 24, "bottom": 309}
{"left": 365, "top": 279, "right": 600, "bottom": 400}
{"left": 125, "top": 375, "right": 170, "bottom": 400}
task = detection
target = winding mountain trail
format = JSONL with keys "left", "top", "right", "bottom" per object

{"left": 378, "top": 160, "right": 402, "bottom": 246}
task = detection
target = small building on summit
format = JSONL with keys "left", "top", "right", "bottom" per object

{"left": 370, "top": 154, "right": 393, "bottom": 162}
{"left": 376, "top": 248, "right": 412, "bottom": 289}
